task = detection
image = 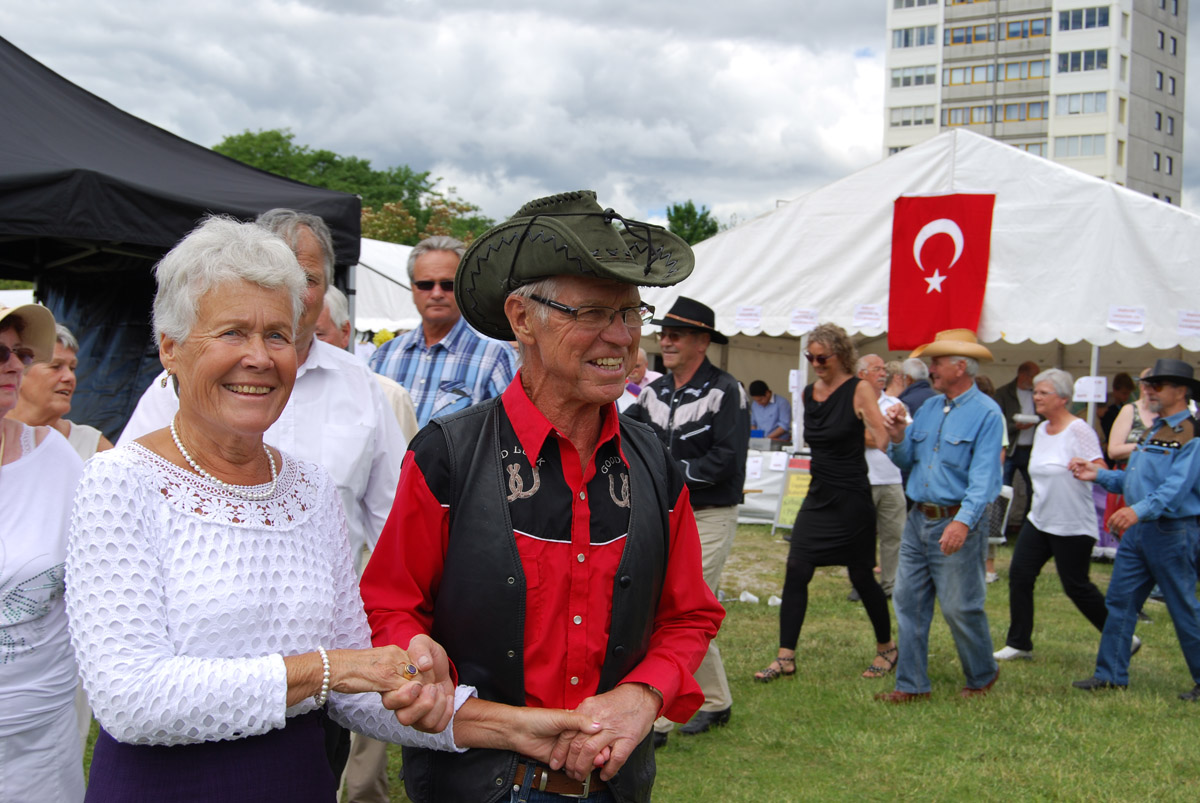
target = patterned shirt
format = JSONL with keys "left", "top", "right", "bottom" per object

{"left": 368, "top": 317, "right": 516, "bottom": 428}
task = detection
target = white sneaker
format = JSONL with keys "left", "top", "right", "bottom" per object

{"left": 993, "top": 646, "right": 1032, "bottom": 661}
{"left": 986, "top": 572, "right": 998, "bottom": 584}
{"left": 1131, "top": 635, "right": 1142, "bottom": 656}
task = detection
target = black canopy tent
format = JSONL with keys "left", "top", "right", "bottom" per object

{"left": 0, "top": 35, "right": 361, "bottom": 438}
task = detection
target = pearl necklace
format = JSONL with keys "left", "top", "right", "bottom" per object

{"left": 170, "top": 418, "right": 278, "bottom": 501}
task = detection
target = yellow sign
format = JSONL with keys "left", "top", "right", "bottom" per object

{"left": 773, "top": 456, "right": 811, "bottom": 533}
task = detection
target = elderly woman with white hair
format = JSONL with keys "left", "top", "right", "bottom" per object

{"left": 66, "top": 217, "right": 595, "bottom": 801}
{"left": 993, "top": 368, "right": 1122, "bottom": 661}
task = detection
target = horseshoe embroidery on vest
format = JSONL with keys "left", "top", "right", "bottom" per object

{"left": 506, "top": 462, "right": 541, "bottom": 501}
{"left": 609, "top": 472, "right": 630, "bottom": 508}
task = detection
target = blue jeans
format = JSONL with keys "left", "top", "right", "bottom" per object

{"left": 1094, "top": 517, "right": 1200, "bottom": 685}
{"left": 508, "top": 761, "right": 616, "bottom": 803}
{"left": 893, "top": 507, "right": 998, "bottom": 693}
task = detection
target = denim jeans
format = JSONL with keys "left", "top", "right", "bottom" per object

{"left": 893, "top": 507, "right": 998, "bottom": 693}
{"left": 1094, "top": 517, "right": 1200, "bottom": 686}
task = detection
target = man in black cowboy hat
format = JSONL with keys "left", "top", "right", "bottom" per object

{"left": 626, "top": 296, "right": 750, "bottom": 743}
{"left": 361, "top": 191, "right": 723, "bottom": 802}
{"left": 1070, "top": 358, "right": 1200, "bottom": 701}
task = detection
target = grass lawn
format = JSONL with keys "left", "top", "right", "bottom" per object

{"left": 86, "top": 523, "right": 1200, "bottom": 800}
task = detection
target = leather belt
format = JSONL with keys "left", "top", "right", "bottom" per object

{"left": 916, "top": 502, "right": 961, "bottom": 519}
{"left": 513, "top": 763, "right": 607, "bottom": 798}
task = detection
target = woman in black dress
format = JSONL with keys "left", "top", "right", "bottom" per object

{"left": 755, "top": 324, "right": 897, "bottom": 682}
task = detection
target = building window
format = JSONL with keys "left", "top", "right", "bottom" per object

{"left": 1167, "top": 116, "right": 1175, "bottom": 135}
{"left": 943, "top": 64, "right": 996, "bottom": 85}
{"left": 887, "top": 146, "right": 909, "bottom": 156}
{"left": 891, "top": 65, "right": 937, "bottom": 88}
{"left": 1016, "top": 142, "right": 1047, "bottom": 157}
{"left": 1059, "top": 7, "right": 1110, "bottom": 31}
{"left": 1119, "top": 97, "right": 1127, "bottom": 124}
{"left": 893, "top": 0, "right": 937, "bottom": 7}
{"left": 998, "top": 102, "right": 1048, "bottom": 122}
{"left": 1058, "top": 50, "right": 1108, "bottom": 73}
{"left": 1169, "top": 76, "right": 1176, "bottom": 95}
{"left": 1117, "top": 140, "right": 1125, "bottom": 166}
{"left": 1166, "top": 156, "right": 1174, "bottom": 175}
{"left": 1171, "top": 37, "right": 1178, "bottom": 55}
{"left": 893, "top": 26, "right": 937, "bottom": 49}
{"left": 1054, "top": 135, "right": 1106, "bottom": 158}
{"left": 1120, "top": 55, "right": 1128, "bottom": 81}
{"left": 945, "top": 24, "right": 997, "bottom": 46}
{"left": 1155, "top": 111, "right": 1163, "bottom": 129}
{"left": 1166, "top": 196, "right": 1173, "bottom": 204}
{"left": 1173, "top": 0, "right": 1179, "bottom": 14}
{"left": 1001, "top": 59, "right": 1050, "bottom": 81}
{"left": 1056, "top": 92, "right": 1108, "bottom": 116}
{"left": 1153, "top": 152, "right": 1161, "bottom": 171}
{"left": 1122, "top": 13, "right": 1130, "bottom": 38}
{"left": 890, "top": 105, "right": 936, "bottom": 127}
{"left": 1158, "top": 30, "right": 1165, "bottom": 49}
{"left": 1156, "top": 71, "right": 1164, "bottom": 90}
{"left": 1003, "top": 18, "right": 1050, "bottom": 40}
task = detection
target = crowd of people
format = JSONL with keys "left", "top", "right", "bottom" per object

{"left": 3, "top": 191, "right": 1199, "bottom": 803}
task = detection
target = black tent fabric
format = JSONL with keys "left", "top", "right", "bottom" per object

{"left": 0, "top": 36, "right": 362, "bottom": 438}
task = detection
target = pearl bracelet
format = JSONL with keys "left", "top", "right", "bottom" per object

{"left": 314, "top": 646, "right": 331, "bottom": 707}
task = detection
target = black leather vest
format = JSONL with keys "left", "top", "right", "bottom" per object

{"left": 401, "top": 399, "right": 670, "bottom": 803}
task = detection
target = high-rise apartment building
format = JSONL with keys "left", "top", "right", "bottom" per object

{"left": 884, "top": 0, "right": 1187, "bottom": 203}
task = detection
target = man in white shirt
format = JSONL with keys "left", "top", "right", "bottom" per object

{"left": 849, "top": 354, "right": 907, "bottom": 601}
{"left": 116, "top": 210, "right": 405, "bottom": 803}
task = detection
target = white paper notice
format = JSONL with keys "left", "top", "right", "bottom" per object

{"left": 852, "top": 304, "right": 884, "bottom": 330}
{"left": 745, "top": 455, "right": 763, "bottom": 481}
{"left": 788, "top": 369, "right": 801, "bottom": 394}
{"left": 769, "top": 451, "right": 788, "bottom": 471}
{"left": 1107, "top": 306, "right": 1145, "bottom": 333}
{"left": 1179, "top": 310, "right": 1200, "bottom": 339}
{"left": 1073, "top": 376, "right": 1106, "bottom": 403}
{"left": 735, "top": 305, "right": 763, "bottom": 330}
{"left": 788, "top": 308, "right": 819, "bottom": 335}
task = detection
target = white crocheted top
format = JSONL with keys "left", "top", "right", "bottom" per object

{"left": 65, "top": 444, "right": 471, "bottom": 749}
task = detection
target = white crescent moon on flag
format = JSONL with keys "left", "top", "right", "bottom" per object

{"left": 913, "top": 219, "right": 964, "bottom": 272}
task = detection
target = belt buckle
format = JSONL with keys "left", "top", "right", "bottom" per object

{"left": 561, "top": 772, "right": 592, "bottom": 799}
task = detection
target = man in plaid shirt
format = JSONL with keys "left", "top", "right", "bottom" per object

{"left": 369, "top": 235, "right": 517, "bottom": 427}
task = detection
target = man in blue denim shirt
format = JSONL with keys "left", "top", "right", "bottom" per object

{"left": 875, "top": 330, "right": 1003, "bottom": 703}
{"left": 1070, "top": 358, "right": 1200, "bottom": 701}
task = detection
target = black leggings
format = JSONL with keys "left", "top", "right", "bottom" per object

{"left": 779, "top": 557, "right": 892, "bottom": 649}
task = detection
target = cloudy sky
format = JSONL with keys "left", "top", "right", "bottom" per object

{"left": 3, "top": 1, "right": 1197, "bottom": 226}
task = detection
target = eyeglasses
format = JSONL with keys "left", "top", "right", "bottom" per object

{"left": 804, "top": 351, "right": 833, "bottom": 366}
{"left": 413, "top": 280, "right": 454, "bottom": 293}
{"left": 1144, "top": 380, "right": 1178, "bottom": 392}
{"left": 0, "top": 344, "right": 36, "bottom": 367}
{"left": 527, "top": 294, "right": 654, "bottom": 330}
{"left": 657, "top": 329, "right": 698, "bottom": 343}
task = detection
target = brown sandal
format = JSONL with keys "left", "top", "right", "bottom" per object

{"left": 862, "top": 646, "right": 898, "bottom": 679}
{"left": 754, "top": 655, "right": 796, "bottom": 683}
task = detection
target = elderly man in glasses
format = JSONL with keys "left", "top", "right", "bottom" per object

{"left": 1070, "top": 359, "right": 1200, "bottom": 702}
{"left": 361, "top": 191, "right": 723, "bottom": 803}
{"left": 626, "top": 296, "right": 750, "bottom": 746}
{"left": 369, "top": 235, "right": 517, "bottom": 428}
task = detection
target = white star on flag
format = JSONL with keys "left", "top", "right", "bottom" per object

{"left": 924, "top": 269, "right": 947, "bottom": 294}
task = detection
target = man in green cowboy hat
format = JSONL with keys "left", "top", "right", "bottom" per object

{"left": 361, "top": 191, "right": 724, "bottom": 802}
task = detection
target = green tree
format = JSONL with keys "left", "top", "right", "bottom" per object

{"left": 213, "top": 129, "right": 493, "bottom": 245}
{"left": 667, "top": 200, "right": 720, "bottom": 245}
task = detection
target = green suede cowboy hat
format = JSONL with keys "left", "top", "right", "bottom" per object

{"left": 456, "top": 190, "right": 695, "bottom": 340}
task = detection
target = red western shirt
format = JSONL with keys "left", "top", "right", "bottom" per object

{"left": 360, "top": 375, "right": 723, "bottom": 720}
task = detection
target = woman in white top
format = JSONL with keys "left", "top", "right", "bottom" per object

{"left": 66, "top": 219, "right": 594, "bottom": 802}
{"left": 993, "top": 369, "right": 1116, "bottom": 661}
{"left": 7, "top": 322, "right": 114, "bottom": 461}
{"left": 0, "top": 303, "right": 87, "bottom": 803}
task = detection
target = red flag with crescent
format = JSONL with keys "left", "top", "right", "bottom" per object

{"left": 888, "top": 193, "right": 995, "bottom": 350}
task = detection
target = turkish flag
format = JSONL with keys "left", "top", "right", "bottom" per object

{"left": 888, "top": 193, "right": 995, "bottom": 350}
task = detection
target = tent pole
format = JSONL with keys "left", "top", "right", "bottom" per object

{"left": 346, "top": 263, "right": 358, "bottom": 353}
{"left": 795, "top": 334, "right": 809, "bottom": 448}
{"left": 1087, "top": 344, "right": 1100, "bottom": 427}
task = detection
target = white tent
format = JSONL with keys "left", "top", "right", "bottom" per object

{"left": 352, "top": 238, "right": 418, "bottom": 333}
{"left": 643, "top": 129, "right": 1200, "bottom": 395}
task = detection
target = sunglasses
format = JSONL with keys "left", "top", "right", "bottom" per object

{"left": 1144, "top": 380, "right": 1178, "bottom": 392}
{"left": 0, "top": 344, "right": 36, "bottom": 367}
{"left": 804, "top": 351, "right": 833, "bottom": 366}
{"left": 413, "top": 280, "right": 454, "bottom": 293}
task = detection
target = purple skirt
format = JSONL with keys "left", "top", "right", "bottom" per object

{"left": 85, "top": 710, "right": 337, "bottom": 802}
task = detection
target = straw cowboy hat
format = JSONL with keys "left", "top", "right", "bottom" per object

{"left": 0, "top": 303, "right": 57, "bottom": 363}
{"left": 456, "top": 190, "right": 694, "bottom": 340}
{"left": 910, "top": 328, "right": 994, "bottom": 362}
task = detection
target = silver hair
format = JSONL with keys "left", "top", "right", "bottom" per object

{"left": 1034, "top": 368, "right": 1074, "bottom": 400}
{"left": 943, "top": 356, "right": 980, "bottom": 377}
{"left": 407, "top": 235, "right": 466, "bottom": 282}
{"left": 855, "top": 354, "right": 883, "bottom": 374}
{"left": 508, "top": 277, "right": 565, "bottom": 361}
{"left": 902, "top": 357, "right": 929, "bottom": 381}
{"left": 152, "top": 217, "right": 306, "bottom": 343}
{"left": 55, "top": 323, "right": 79, "bottom": 352}
{"left": 324, "top": 285, "right": 351, "bottom": 329}
{"left": 255, "top": 208, "right": 335, "bottom": 286}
